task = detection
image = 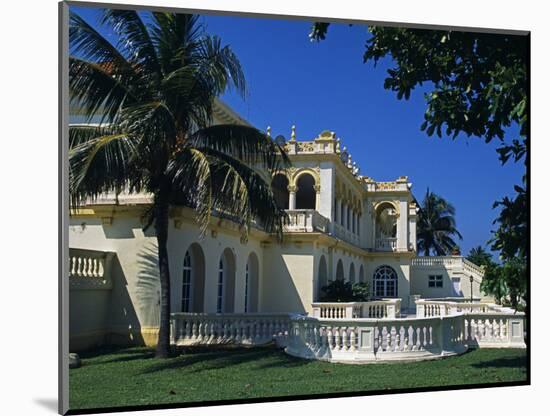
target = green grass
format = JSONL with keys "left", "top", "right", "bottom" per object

{"left": 69, "top": 346, "right": 527, "bottom": 411}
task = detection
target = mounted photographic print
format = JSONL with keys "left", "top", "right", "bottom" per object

{"left": 59, "top": 1, "right": 530, "bottom": 414}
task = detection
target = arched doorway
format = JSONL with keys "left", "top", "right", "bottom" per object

{"left": 218, "top": 248, "right": 236, "bottom": 313}
{"left": 317, "top": 255, "right": 328, "bottom": 301}
{"left": 271, "top": 174, "right": 289, "bottom": 209}
{"left": 373, "top": 265, "right": 398, "bottom": 298}
{"left": 180, "top": 243, "right": 205, "bottom": 312}
{"left": 336, "top": 259, "right": 344, "bottom": 281}
{"left": 359, "top": 264, "right": 365, "bottom": 283}
{"left": 245, "top": 252, "right": 259, "bottom": 313}
{"left": 296, "top": 173, "right": 316, "bottom": 209}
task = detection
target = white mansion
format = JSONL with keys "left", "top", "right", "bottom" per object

{"left": 69, "top": 100, "right": 524, "bottom": 362}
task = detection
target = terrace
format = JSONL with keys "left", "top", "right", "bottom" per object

{"left": 170, "top": 299, "right": 525, "bottom": 363}
{"left": 69, "top": 249, "right": 525, "bottom": 363}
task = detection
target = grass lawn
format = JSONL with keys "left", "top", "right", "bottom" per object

{"left": 69, "top": 345, "right": 527, "bottom": 411}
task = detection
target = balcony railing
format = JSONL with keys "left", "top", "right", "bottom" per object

{"left": 285, "top": 311, "right": 525, "bottom": 363}
{"left": 69, "top": 248, "right": 115, "bottom": 290}
{"left": 311, "top": 299, "right": 401, "bottom": 319}
{"left": 375, "top": 237, "right": 397, "bottom": 251}
{"left": 333, "top": 223, "right": 360, "bottom": 246}
{"left": 285, "top": 209, "right": 329, "bottom": 233}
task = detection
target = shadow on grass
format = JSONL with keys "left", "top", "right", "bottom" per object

{"left": 470, "top": 356, "right": 526, "bottom": 369}
{"left": 139, "top": 345, "right": 308, "bottom": 375}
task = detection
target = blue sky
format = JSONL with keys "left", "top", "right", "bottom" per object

{"left": 72, "top": 6, "right": 525, "bottom": 257}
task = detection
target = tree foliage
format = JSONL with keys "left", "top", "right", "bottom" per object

{"left": 69, "top": 10, "right": 289, "bottom": 357}
{"left": 320, "top": 280, "right": 370, "bottom": 302}
{"left": 310, "top": 23, "right": 528, "bottom": 303}
{"left": 416, "top": 189, "right": 462, "bottom": 256}
{"left": 310, "top": 24, "right": 528, "bottom": 165}
{"left": 466, "top": 245, "right": 493, "bottom": 267}
{"left": 482, "top": 257, "right": 526, "bottom": 308}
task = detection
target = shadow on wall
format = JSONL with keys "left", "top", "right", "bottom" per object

{"left": 261, "top": 244, "right": 311, "bottom": 314}
{"left": 107, "top": 245, "right": 160, "bottom": 348}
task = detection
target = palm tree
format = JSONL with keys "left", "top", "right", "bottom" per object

{"left": 68, "top": 10, "right": 289, "bottom": 358}
{"left": 416, "top": 189, "right": 462, "bottom": 256}
{"left": 466, "top": 245, "right": 493, "bottom": 267}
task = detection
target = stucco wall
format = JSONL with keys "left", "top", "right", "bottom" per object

{"left": 411, "top": 265, "right": 483, "bottom": 299}
{"left": 260, "top": 242, "right": 315, "bottom": 314}
{"left": 69, "top": 214, "right": 267, "bottom": 350}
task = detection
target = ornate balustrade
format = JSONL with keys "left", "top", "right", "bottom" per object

{"left": 170, "top": 313, "right": 292, "bottom": 348}
{"left": 411, "top": 257, "right": 485, "bottom": 277}
{"left": 285, "top": 314, "right": 466, "bottom": 363}
{"left": 363, "top": 299, "right": 401, "bottom": 319}
{"left": 169, "top": 308, "right": 524, "bottom": 363}
{"left": 285, "top": 210, "right": 329, "bottom": 233}
{"left": 69, "top": 249, "right": 115, "bottom": 290}
{"left": 416, "top": 299, "right": 499, "bottom": 317}
{"left": 375, "top": 238, "right": 397, "bottom": 252}
{"left": 285, "top": 311, "right": 525, "bottom": 363}
{"left": 311, "top": 299, "right": 401, "bottom": 319}
{"left": 463, "top": 313, "right": 526, "bottom": 348}
{"left": 311, "top": 303, "right": 361, "bottom": 319}
{"left": 332, "top": 222, "right": 360, "bottom": 246}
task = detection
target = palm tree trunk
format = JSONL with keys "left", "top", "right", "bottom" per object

{"left": 155, "top": 190, "right": 172, "bottom": 358}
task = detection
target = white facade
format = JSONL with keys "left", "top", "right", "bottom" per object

{"left": 68, "top": 102, "right": 487, "bottom": 351}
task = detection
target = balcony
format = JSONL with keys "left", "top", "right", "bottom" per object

{"left": 332, "top": 222, "right": 360, "bottom": 246}
{"left": 375, "top": 237, "right": 397, "bottom": 252}
{"left": 284, "top": 209, "right": 329, "bottom": 233}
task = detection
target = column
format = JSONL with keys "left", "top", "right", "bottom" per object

{"left": 288, "top": 185, "right": 297, "bottom": 210}
{"left": 314, "top": 184, "right": 321, "bottom": 211}
{"left": 343, "top": 202, "right": 348, "bottom": 229}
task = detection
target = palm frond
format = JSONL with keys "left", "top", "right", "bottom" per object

{"left": 203, "top": 148, "right": 287, "bottom": 241}
{"left": 189, "top": 124, "right": 290, "bottom": 171}
{"left": 101, "top": 9, "right": 163, "bottom": 80}
{"left": 69, "top": 57, "right": 136, "bottom": 122}
{"left": 149, "top": 13, "right": 202, "bottom": 74}
{"left": 69, "top": 129, "right": 139, "bottom": 208}
{"left": 165, "top": 148, "right": 212, "bottom": 233}
{"left": 193, "top": 35, "right": 247, "bottom": 98}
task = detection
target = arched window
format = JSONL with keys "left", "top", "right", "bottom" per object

{"left": 349, "top": 263, "right": 356, "bottom": 284}
{"left": 340, "top": 203, "right": 345, "bottom": 226}
{"left": 179, "top": 243, "right": 206, "bottom": 313}
{"left": 271, "top": 174, "right": 289, "bottom": 209}
{"left": 317, "top": 255, "right": 328, "bottom": 301}
{"left": 217, "top": 258, "right": 224, "bottom": 313}
{"left": 217, "top": 248, "right": 236, "bottom": 313}
{"left": 181, "top": 251, "right": 192, "bottom": 312}
{"left": 244, "top": 263, "right": 250, "bottom": 313}
{"left": 245, "top": 253, "right": 259, "bottom": 312}
{"left": 373, "top": 265, "right": 398, "bottom": 298}
{"left": 296, "top": 173, "right": 316, "bottom": 209}
{"left": 336, "top": 259, "right": 344, "bottom": 281}
{"left": 359, "top": 265, "right": 365, "bottom": 283}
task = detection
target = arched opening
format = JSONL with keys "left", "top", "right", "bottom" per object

{"left": 349, "top": 263, "right": 356, "bottom": 284}
{"left": 336, "top": 259, "right": 344, "bottom": 281}
{"left": 295, "top": 173, "right": 316, "bottom": 209}
{"left": 317, "top": 255, "right": 328, "bottom": 300}
{"left": 375, "top": 202, "right": 398, "bottom": 251}
{"left": 373, "top": 265, "right": 398, "bottom": 298}
{"left": 359, "top": 265, "right": 365, "bottom": 283}
{"left": 245, "top": 252, "right": 259, "bottom": 313}
{"left": 180, "top": 243, "right": 205, "bottom": 313}
{"left": 218, "top": 248, "right": 236, "bottom": 313}
{"left": 271, "top": 174, "right": 289, "bottom": 209}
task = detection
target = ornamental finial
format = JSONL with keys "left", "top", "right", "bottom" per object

{"left": 266, "top": 126, "right": 271, "bottom": 137}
